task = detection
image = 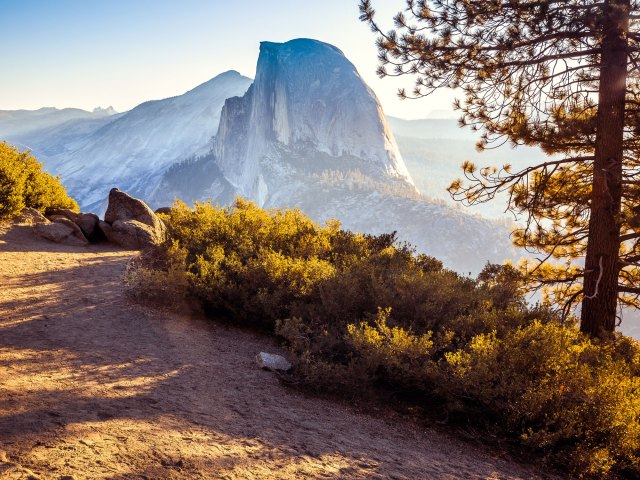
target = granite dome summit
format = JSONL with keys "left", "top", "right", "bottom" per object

{"left": 214, "top": 39, "right": 414, "bottom": 203}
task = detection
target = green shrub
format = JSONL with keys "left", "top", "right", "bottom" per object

{"left": 129, "top": 198, "right": 640, "bottom": 479}
{"left": 0, "top": 142, "right": 78, "bottom": 218}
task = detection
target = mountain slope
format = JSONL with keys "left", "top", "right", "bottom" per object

{"left": 5, "top": 115, "right": 123, "bottom": 158}
{"left": 4, "top": 72, "right": 252, "bottom": 211}
{"left": 57, "top": 71, "right": 252, "bottom": 209}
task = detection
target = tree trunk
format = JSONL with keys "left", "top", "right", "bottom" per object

{"left": 581, "top": 0, "right": 630, "bottom": 338}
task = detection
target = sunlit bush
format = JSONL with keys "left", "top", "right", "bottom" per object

{"left": 360, "top": 317, "right": 640, "bottom": 478}
{"left": 129, "top": 198, "right": 640, "bottom": 479}
{"left": 0, "top": 142, "right": 78, "bottom": 218}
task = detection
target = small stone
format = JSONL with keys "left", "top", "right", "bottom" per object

{"left": 256, "top": 352, "right": 292, "bottom": 372}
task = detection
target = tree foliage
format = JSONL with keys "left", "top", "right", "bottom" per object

{"left": 359, "top": 0, "right": 640, "bottom": 337}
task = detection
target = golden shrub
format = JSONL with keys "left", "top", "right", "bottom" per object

{"left": 0, "top": 142, "right": 78, "bottom": 218}
{"left": 130, "top": 197, "right": 640, "bottom": 479}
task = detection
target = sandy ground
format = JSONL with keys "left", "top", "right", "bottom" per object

{"left": 0, "top": 222, "right": 558, "bottom": 480}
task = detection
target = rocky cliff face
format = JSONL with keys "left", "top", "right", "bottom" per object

{"left": 214, "top": 39, "right": 414, "bottom": 204}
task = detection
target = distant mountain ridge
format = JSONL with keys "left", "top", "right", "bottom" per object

{"left": 0, "top": 107, "right": 117, "bottom": 143}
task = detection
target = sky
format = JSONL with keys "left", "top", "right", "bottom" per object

{"left": 0, "top": 0, "right": 458, "bottom": 119}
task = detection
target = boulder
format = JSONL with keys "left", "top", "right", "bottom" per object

{"left": 105, "top": 188, "right": 159, "bottom": 226}
{"left": 16, "top": 208, "right": 48, "bottom": 224}
{"left": 256, "top": 352, "right": 292, "bottom": 372}
{"left": 44, "top": 207, "right": 79, "bottom": 223}
{"left": 49, "top": 217, "right": 89, "bottom": 244}
{"left": 76, "top": 212, "right": 104, "bottom": 242}
{"left": 33, "top": 221, "right": 88, "bottom": 246}
{"left": 102, "top": 219, "right": 164, "bottom": 250}
{"left": 154, "top": 207, "right": 172, "bottom": 215}
{"left": 102, "top": 188, "right": 166, "bottom": 249}
{"left": 41, "top": 208, "right": 105, "bottom": 243}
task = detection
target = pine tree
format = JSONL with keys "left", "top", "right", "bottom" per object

{"left": 359, "top": 0, "right": 640, "bottom": 338}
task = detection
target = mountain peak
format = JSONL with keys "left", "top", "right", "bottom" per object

{"left": 214, "top": 38, "right": 414, "bottom": 203}
{"left": 93, "top": 106, "right": 117, "bottom": 115}
{"left": 259, "top": 38, "right": 345, "bottom": 56}
{"left": 186, "top": 70, "right": 253, "bottom": 97}
{"left": 256, "top": 39, "right": 353, "bottom": 78}
{"left": 216, "top": 69, "right": 243, "bottom": 77}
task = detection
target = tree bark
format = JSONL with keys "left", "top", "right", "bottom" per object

{"left": 581, "top": 0, "right": 630, "bottom": 338}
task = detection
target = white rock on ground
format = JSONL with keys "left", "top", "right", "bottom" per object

{"left": 256, "top": 352, "right": 292, "bottom": 372}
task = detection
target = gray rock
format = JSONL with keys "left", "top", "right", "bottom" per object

{"left": 256, "top": 352, "right": 292, "bottom": 372}
{"left": 42, "top": 209, "right": 105, "bottom": 243}
{"left": 103, "top": 219, "right": 164, "bottom": 250}
{"left": 154, "top": 207, "right": 172, "bottom": 215}
{"left": 16, "top": 208, "right": 48, "bottom": 224}
{"left": 33, "top": 221, "right": 88, "bottom": 246}
{"left": 49, "top": 217, "right": 89, "bottom": 245}
{"left": 76, "top": 212, "right": 103, "bottom": 242}
{"left": 105, "top": 188, "right": 159, "bottom": 227}
{"left": 44, "top": 207, "right": 79, "bottom": 223}
{"left": 102, "top": 188, "right": 166, "bottom": 249}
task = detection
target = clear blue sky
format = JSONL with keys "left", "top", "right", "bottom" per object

{"left": 0, "top": 0, "right": 457, "bottom": 119}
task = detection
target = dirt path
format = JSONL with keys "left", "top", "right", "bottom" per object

{"left": 0, "top": 223, "right": 556, "bottom": 480}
